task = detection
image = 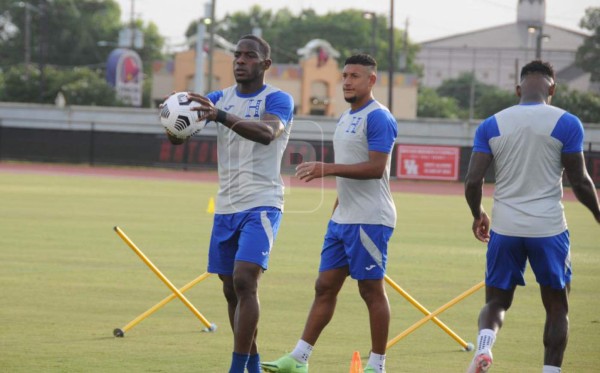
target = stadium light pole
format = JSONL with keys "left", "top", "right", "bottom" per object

{"left": 23, "top": 2, "right": 32, "bottom": 68}
{"left": 15, "top": 2, "right": 42, "bottom": 79}
{"left": 39, "top": 0, "right": 49, "bottom": 102}
{"left": 535, "top": 30, "right": 550, "bottom": 59}
{"left": 194, "top": 17, "right": 210, "bottom": 93}
{"left": 363, "top": 11, "right": 377, "bottom": 57}
{"left": 528, "top": 25, "right": 550, "bottom": 59}
{"left": 207, "top": 0, "right": 216, "bottom": 93}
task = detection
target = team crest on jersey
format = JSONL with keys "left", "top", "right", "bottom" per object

{"left": 244, "top": 99, "right": 263, "bottom": 118}
{"left": 346, "top": 116, "right": 363, "bottom": 133}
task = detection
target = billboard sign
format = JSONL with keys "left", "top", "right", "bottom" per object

{"left": 106, "top": 48, "right": 143, "bottom": 107}
{"left": 396, "top": 145, "right": 460, "bottom": 181}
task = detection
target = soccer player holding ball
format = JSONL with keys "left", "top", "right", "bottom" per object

{"left": 164, "top": 35, "right": 294, "bottom": 373}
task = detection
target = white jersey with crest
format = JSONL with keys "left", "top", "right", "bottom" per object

{"left": 331, "top": 99, "right": 398, "bottom": 228}
{"left": 206, "top": 84, "right": 294, "bottom": 214}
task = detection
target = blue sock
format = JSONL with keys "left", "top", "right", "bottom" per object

{"left": 246, "top": 353, "right": 261, "bottom": 373}
{"left": 229, "top": 352, "right": 249, "bottom": 373}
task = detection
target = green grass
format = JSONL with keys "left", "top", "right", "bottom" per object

{"left": 0, "top": 169, "right": 598, "bottom": 372}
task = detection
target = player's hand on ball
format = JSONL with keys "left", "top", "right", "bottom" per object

{"left": 159, "top": 92, "right": 207, "bottom": 142}
{"left": 159, "top": 91, "right": 178, "bottom": 109}
{"left": 186, "top": 92, "right": 217, "bottom": 122}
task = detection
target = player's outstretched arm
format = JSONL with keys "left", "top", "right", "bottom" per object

{"left": 562, "top": 152, "right": 600, "bottom": 224}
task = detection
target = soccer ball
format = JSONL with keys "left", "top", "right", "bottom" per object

{"left": 159, "top": 92, "right": 207, "bottom": 140}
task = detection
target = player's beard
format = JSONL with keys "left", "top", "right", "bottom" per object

{"left": 344, "top": 95, "right": 357, "bottom": 103}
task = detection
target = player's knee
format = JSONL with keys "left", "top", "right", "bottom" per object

{"left": 314, "top": 278, "right": 339, "bottom": 299}
{"left": 232, "top": 271, "right": 258, "bottom": 297}
{"left": 487, "top": 297, "right": 512, "bottom": 312}
{"left": 358, "top": 281, "right": 386, "bottom": 303}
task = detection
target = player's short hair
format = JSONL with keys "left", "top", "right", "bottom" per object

{"left": 345, "top": 54, "right": 377, "bottom": 71}
{"left": 239, "top": 34, "right": 271, "bottom": 60}
{"left": 520, "top": 60, "right": 555, "bottom": 81}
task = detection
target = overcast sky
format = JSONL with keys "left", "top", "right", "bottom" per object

{"left": 114, "top": 0, "right": 596, "bottom": 47}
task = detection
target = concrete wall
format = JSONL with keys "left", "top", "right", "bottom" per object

{"left": 2, "top": 102, "right": 599, "bottom": 185}
{"left": 1, "top": 102, "right": 598, "bottom": 146}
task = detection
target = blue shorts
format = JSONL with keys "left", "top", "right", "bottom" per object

{"left": 207, "top": 206, "right": 282, "bottom": 275}
{"left": 320, "top": 221, "right": 394, "bottom": 280}
{"left": 486, "top": 230, "right": 571, "bottom": 290}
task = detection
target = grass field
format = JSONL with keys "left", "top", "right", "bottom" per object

{"left": 0, "top": 167, "right": 598, "bottom": 372}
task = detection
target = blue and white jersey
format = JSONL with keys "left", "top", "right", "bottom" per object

{"left": 206, "top": 84, "right": 294, "bottom": 213}
{"left": 331, "top": 99, "right": 398, "bottom": 228}
{"left": 473, "top": 103, "right": 584, "bottom": 237}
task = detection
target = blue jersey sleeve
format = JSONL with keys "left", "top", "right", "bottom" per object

{"left": 366, "top": 109, "right": 398, "bottom": 153}
{"left": 473, "top": 116, "right": 500, "bottom": 154}
{"left": 202, "top": 91, "right": 224, "bottom": 127}
{"left": 265, "top": 90, "right": 294, "bottom": 126}
{"left": 550, "top": 112, "right": 584, "bottom": 153}
{"left": 206, "top": 90, "right": 223, "bottom": 105}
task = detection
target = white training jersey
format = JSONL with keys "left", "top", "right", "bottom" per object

{"left": 331, "top": 99, "right": 398, "bottom": 228}
{"left": 473, "top": 103, "right": 584, "bottom": 237}
{"left": 207, "top": 84, "right": 294, "bottom": 214}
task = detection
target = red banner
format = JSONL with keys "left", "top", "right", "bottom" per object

{"left": 396, "top": 145, "right": 460, "bottom": 181}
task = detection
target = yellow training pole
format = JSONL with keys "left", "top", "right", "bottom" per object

{"left": 384, "top": 275, "right": 472, "bottom": 350}
{"left": 114, "top": 226, "right": 216, "bottom": 333}
{"left": 113, "top": 272, "right": 211, "bottom": 337}
{"left": 387, "top": 281, "right": 485, "bottom": 349}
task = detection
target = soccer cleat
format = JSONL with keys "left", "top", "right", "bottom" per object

{"left": 466, "top": 351, "right": 493, "bottom": 373}
{"left": 261, "top": 354, "right": 308, "bottom": 373}
{"left": 364, "top": 365, "right": 384, "bottom": 373}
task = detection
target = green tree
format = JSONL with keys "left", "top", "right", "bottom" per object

{"left": 1, "top": 65, "right": 54, "bottom": 102}
{"left": 0, "top": 71, "right": 5, "bottom": 98}
{"left": 1, "top": 64, "right": 123, "bottom": 106}
{"left": 60, "top": 68, "right": 124, "bottom": 106}
{"left": 199, "top": 6, "right": 419, "bottom": 73}
{"left": 475, "top": 89, "right": 518, "bottom": 119}
{"left": 416, "top": 87, "right": 461, "bottom": 119}
{"left": 0, "top": 0, "right": 122, "bottom": 68}
{"left": 436, "top": 72, "right": 496, "bottom": 110}
{"left": 576, "top": 7, "right": 600, "bottom": 82}
{"left": 0, "top": 0, "right": 165, "bottom": 106}
{"left": 553, "top": 84, "right": 600, "bottom": 124}
{"left": 434, "top": 72, "right": 519, "bottom": 119}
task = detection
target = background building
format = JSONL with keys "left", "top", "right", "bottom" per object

{"left": 151, "top": 39, "right": 418, "bottom": 119}
{"left": 416, "top": 0, "right": 592, "bottom": 92}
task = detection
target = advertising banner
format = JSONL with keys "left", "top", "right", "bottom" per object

{"left": 106, "top": 48, "right": 143, "bottom": 107}
{"left": 396, "top": 145, "right": 460, "bottom": 181}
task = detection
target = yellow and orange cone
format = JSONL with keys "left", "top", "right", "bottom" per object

{"left": 349, "top": 351, "right": 363, "bottom": 373}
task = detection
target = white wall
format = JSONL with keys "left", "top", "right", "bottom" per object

{"left": 1, "top": 102, "right": 598, "bottom": 146}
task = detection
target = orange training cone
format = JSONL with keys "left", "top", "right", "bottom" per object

{"left": 349, "top": 351, "right": 363, "bottom": 373}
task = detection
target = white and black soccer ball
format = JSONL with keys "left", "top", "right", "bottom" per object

{"left": 159, "top": 92, "right": 207, "bottom": 140}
